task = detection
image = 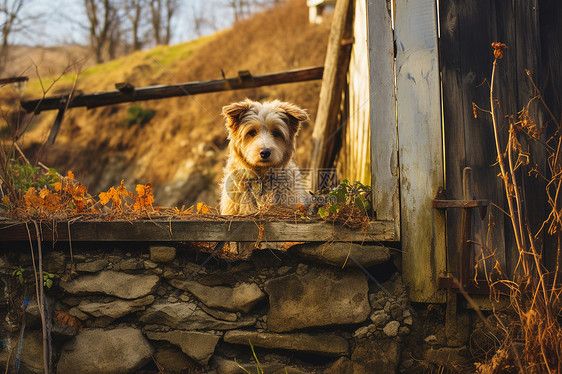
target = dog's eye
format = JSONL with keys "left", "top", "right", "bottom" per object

{"left": 272, "top": 131, "right": 282, "bottom": 138}
{"left": 248, "top": 130, "right": 257, "bottom": 137}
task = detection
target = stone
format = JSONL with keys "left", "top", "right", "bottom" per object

{"left": 144, "top": 260, "right": 158, "bottom": 269}
{"left": 145, "top": 330, "right": 219, "bottom": 365}
{"left": 115, "top": 258, "right": 144, "bottom": 270}
{"left": 154, "top": 346, "right": 195, "bottom": 373}
{"left": 69, "top": 307, "right": 90, "bottom": 321}
{"left": 52, "top": 323, "right": 79, "bottom": 339}
{"left": 277, "top": 266, "right": 292, "bottom": 275}
{"left": 404, "top": 316, "right": 413, "bottom": 325}
{"left": 383, "top": 321, "right": 400, "bottom": 337}
{"left": 150, "top": 246, "right": 176, "bottom": 263}
{"left": 140, "top": 302, "right": 256, "bottom": 330}
{"left": 60, "top": 271, "right": 159, "bottom": 299}
{"left": 351, "top": 339, "right": 400, "bottom": 374}
{"left": 289, "top": 242, "right": 391, "bottom": 268}
{"left": 72, "top": 254, "right": 86, "bottom": 262}
{"left": 424, "top": 335, "right": 438, "bottom": 345}
{"left": 323, "top": 357, "right": 370, "bottom": 374}
{"left": 265, "top": 269, "right": 370, "bottom": 332}
{"left": 77, "top": 295, "right": 155, "bottom": 319}
{"left": 295, "top": 263, "right": 308, "bottom": 275}
{"left": 399, "top": 326, "right": 410, "bottom": 336}
{"left": 353, "top": 325, "right": 374, "bottom": 339}
{"left": 75, "top": 259, "right": 109, "bottom": 273}
{"left": 223, "top": 330, "right": 349, "bottom": 356}
{"left": 162, "top": 268, "right": 177, "bottom": 279}
{"left": 200, "top": 304, "right": 238, "bottom": 322}
{"left": 169, "top": 280, "right": 266, "bottom": 313}
{"left": 424, "top": 347, "right": 469, "bottom": 369}
{"left": 44, "top": 251, "right": 66, "bottom": 273}
{"left": 57, "top": 327, "right": 153, "bottom": 374}
{"left": 212, "top": 355, "right": 307, "bottom": 374}
{"left": 20, "top": 331, "right": 44, "bottom": 373}
{"left": 370, "top": 310, "right": 389, "bottom": 326}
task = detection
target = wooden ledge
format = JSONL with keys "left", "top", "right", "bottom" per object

{"left": 0, "top": 219, "right": 396, "bottom": 242}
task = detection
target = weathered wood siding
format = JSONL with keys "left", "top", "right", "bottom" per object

{"left": 340, "top": 0, "right": 371, "bottom": 186}
{"left": 439, "top": 0, "right": 561, "bottom": 284}
{"left": 366, "top": 0, "right": 399, "bottom": 233}
{"left": 395, "top": 0, "right": 446, "bottom": 302}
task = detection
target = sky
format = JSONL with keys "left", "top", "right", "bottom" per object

{"left": 15, "top": 0, "right": 237, "bottom": 47}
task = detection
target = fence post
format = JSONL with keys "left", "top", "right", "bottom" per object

{"left": 394, "top": 0, "right": 446, "bottom": 302}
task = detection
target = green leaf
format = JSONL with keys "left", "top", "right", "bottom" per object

{"left": 318, "top": 207, "right": 328, "bottom": 218}
{"left": 334, "top": 189, "right": 346, "bottom": 203}
{"left": 355, "top": 195, "right": 370, "bottom": 212}
{"left": 45, "top": 278, "right": 53, "bottom": 288}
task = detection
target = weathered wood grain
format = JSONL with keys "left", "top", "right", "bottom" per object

{"left": 0, "top": 220, "right": 396, "bottom": 242}
{"left": 440, "top": 0, "right": 508, "bottom": 284}
{"left": 395, "top": 0, "right": 446, "bottom": 302}
{"left": 366, "top": 0, "right": 399, "bottom": 236}
{"left": 309, "top": 0, "right": 354, "bottom": 180}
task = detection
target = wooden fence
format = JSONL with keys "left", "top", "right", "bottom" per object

{"left": 357, "top": 0, "right": 560, "bottom": 302}
{"left": 439, "top": 0, "right": 562, "bottom": 295}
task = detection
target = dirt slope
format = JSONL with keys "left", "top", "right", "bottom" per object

{"left": 9, "top": 0, "right": 330, "bottom": 208}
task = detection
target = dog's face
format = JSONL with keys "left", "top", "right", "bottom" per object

{"left": 222, "top": 99, "right": 308, "bottom": 168}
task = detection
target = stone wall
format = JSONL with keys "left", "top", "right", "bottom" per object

{"left": 0, "top": 241, "right": 471, "bottom": 373}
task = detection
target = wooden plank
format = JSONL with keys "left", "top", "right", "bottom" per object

{"left": 440, "top": 0, "right": 508, "bottom": 285}
{"left": 309, "top": 0, "right": 354, "bottom": 179}
{"left": 21, "top": 67, "right": 324, "bottom": 113}
{"left": 538, "top": 0, "right": 562, "bottom": 272}
{"left": 366, "top": 0, "right": 399, "bottom": 235}
{"left": 395, "top": 0, "right": 446, "bottom": 302}
{"left": 439, "top": 0, "right": 468, "bottom": 286}
{"left": 343, "top": 0, "right": 371, "bottom": 186}
{"left": 0, "top": 220, "right": 396, "bottom": 242}
{"left": 513, "top": 1, "right": 548, "bottom": 272}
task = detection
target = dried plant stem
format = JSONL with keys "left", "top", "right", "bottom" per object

{"left": 31, "top": 221, "right": 49, "bottom": 374}
{"left": 490, "top": 59, "right": 524, "bottom": 257}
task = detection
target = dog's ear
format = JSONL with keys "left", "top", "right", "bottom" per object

{"left": 222, "top": 100, "right": 253, "bottom": 131}
{"left": 278, "top": 102, "right": 309, "bottom": 135}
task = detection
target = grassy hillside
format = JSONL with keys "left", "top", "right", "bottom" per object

{"left": 5, "top": 0, "right": 330, "bottom": 207}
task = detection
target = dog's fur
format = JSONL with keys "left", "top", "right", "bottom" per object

{"left": 219, "top": 99, "right": 309, "bottom": 215}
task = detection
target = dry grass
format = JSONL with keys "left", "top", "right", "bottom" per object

{"left": 472, "top": 43, "right": 562, "bottom": 374}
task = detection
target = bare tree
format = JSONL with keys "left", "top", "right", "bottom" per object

{"left": 0, "top": 0, "right": 31, "bottom": 75}
{"left": 149, "top": 0, "right": 178, "bottom": 45}
{"left": 190, "top": 1, "right": 218, "bottom": 38}
{"left": 124, "top": 0, "right": 145, "bottom": 51}
{"left": 84, "top": 0, "right": 119, "bottom": 62}
{"left": 228, "top": 0, "right": 276, "bottom": 24}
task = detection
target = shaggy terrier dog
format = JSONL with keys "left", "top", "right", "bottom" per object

{"left": 219, "top": 99, "right": 310, "bottom": 215}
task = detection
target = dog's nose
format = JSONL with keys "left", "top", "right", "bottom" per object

{"left": 260, "top": 148, "right": 271, "bottom": 159}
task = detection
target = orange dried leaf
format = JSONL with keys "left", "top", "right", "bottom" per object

{"left": 197, "top": 202, "right": 212, "bottom": 214}
{"left": 66, "top": 171, "right": 75, "bottom": 179}
{"left": 39, "top": 188, "right": 50, "bottom": 199}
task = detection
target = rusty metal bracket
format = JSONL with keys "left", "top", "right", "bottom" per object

{"left": 433, "top": 167, "right": 490, "bottom": 294}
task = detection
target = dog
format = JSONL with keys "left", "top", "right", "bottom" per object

{"left": 219, "top": 99, "right": 310, "bottom": 215}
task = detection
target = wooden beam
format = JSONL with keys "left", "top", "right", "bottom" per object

{"left": 0, "top": 76, "right": 28, "bottom": 85}
{"left": 309, "top": 0, "right": 354, "bottom": 181}
{"left": 395, "top": 0, "right": 446, "bottom": 303}
{"left": 0, "top": 219, "right": 396, "bottom": 242}
{"left": 367, "top": 0, "right": 399, "bottom": 236}
{"left": 21, "top": 67, "right": 324, "bottom": 114}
